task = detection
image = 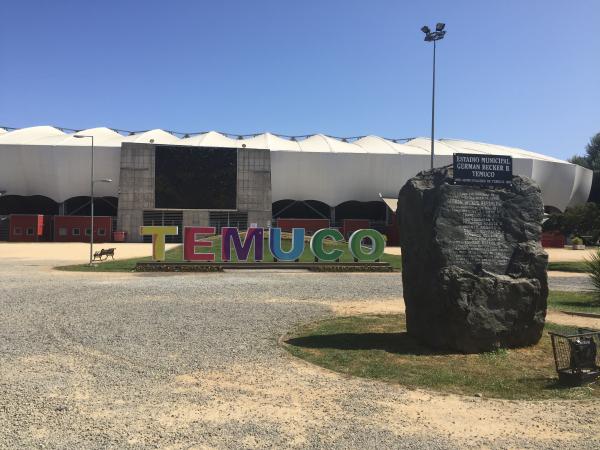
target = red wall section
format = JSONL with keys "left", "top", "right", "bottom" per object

{"left": 276, "top": 218, "right": 330, "bottom": 235}
{"left": 9, "top": 215, "right": 44, "bottom": 242}
{"left": 541, "top": 231, "right": 565, "bottom": 248}
{"left": 53, "top": 216, "right": 112, "bottom": 243}
{"left": 341, "top": 219, "right": 371, "bottom": 240}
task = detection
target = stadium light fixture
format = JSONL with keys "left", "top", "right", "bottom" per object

{"left": 421, "top": 23, "right": 447, "bottom": 170}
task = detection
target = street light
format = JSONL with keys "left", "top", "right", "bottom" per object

{"left": 73, "top": 134, "right": 112, "bottom": 265}
{"left": 421, "top": 22, "right": 446, "bottom": 170}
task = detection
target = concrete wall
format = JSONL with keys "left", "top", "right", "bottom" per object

{"left": 116, "top": 144, "right": 272, "bottom": 242}
{"left": 116, "top": 143, "right": 155, "bottom": 242}
{"left": 238, "top": 147, "right": 272, "bottom": 227}
{"left": 183, "top": 210, "right": 210, "bottom": 228}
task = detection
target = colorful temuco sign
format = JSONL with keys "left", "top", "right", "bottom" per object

{"left": 139, "top": 226, "right": 386, "bottom": 263}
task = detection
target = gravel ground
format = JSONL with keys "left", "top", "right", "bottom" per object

{"left": 0, "top": 262, "right": 598, "bottom": 449}
{"left": 548, "top": 273, "right": 593, "bottom": 291}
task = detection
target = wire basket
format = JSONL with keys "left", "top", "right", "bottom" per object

{"left": 549, "top": 328, "right": 600, "bottom": 386}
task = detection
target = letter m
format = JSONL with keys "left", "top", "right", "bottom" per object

{"left": 221, "top": 227, "right": 264, "bottom": 262}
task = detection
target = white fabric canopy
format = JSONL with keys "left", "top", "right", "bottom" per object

{"left": 0, "top": 126, "right": 592, "bottom": 210}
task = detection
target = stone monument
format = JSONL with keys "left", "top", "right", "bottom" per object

{"left": 398, "top": 167, "right": 548, "bottom": 353}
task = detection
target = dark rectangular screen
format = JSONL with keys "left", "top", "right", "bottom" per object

{"left": 155, "top": 145, "right": 237, "bottom": 209}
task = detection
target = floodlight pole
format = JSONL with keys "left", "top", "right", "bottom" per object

{"left": 431, "top": 39, "right": 436, "bottom": 170}
{"left": 421, "top": 23, "right": 446, "bottom": 170}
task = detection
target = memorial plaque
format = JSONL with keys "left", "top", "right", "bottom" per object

{"left": 453, "top": 153, "right": 512, "bottom": 186}
{"left": 442, "top": 190, "right": 510, "bottom": 274}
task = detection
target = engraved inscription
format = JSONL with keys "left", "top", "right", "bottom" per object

{"left": 446, "top": 190, "right": 510, "bottom": 272}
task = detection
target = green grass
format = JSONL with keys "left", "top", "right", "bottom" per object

{"left": 548, "top": 261, "right": 589, "bottom": 273}
{"left": 283, "top": 314, "right": 599, "bottom": 400}
{"left": 548, "top": 291, "right": 600, "bottom": 314}
{"left": 55, "top": 245, "right": 185, "bottom": 272}
{"left": 55, "top": 236, "right": 403, "bottom": 272}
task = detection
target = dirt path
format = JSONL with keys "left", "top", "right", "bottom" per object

{"left": 329, "top": 297, "right": 600, "bottom": 329}
{"left": 385, "top": 246, "right": 597, "bottom": 262}
{"left": 546, "top": 310, "right": 600, "bottom": 329}
{"left": 0, "top": 242, "right": 178, "bottom": 263}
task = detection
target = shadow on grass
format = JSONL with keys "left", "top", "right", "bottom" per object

{"left": 285, "top": 332, "right": 457, "bottom": 356}
{"left": 522, "top": 376, "right": 600, "bottom": 391}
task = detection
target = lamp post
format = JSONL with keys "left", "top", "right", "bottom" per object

{"left": 421, "top": 23, "right": 446, "bottom": 170}
{"left": 73, "top": 134, "right": 112, "bottom": 265}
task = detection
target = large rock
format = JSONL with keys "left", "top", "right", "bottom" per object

{"left": 398, "top": 167, "right": 548, "bottom": 353}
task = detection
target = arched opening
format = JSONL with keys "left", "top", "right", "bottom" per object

{"left": 272, "top": 199, "right": 331, "bottom": 220}
{"left": 63, "top": 196, "right": 118, "bottom": 216}
{"left": 333, "top": 200, "right": 389, "bottom": 240}
{"left": 0, "top": 195, "right": 59, "bottom": 241}
{"left": 334, "top": 201, "right": 387, "bottom": 224}
{"left": 0, "top": 195, "right": 59, "bottom": 215}
{"left": 272, "top": 200, "right": 332, "bottom": 235}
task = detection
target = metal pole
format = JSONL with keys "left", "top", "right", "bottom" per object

{"left": 89, "top": 136, "right": 94, "bottom": 265}
{"left": 430, "top": 39, "right": 436, "bottom": 170}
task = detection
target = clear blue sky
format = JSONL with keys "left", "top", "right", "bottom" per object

{"left": 1, "top": 0, "right": 598, "bottom": 159}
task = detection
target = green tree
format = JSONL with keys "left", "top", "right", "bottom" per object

{"left": 569, "top": 132, "right": 600, "bottom": 169}
{"left": 543, "top": 202, "right": 600, "bottom": 242}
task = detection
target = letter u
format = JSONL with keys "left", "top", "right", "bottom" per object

{"left": 269, "top": 228, "right": 305, "bottom": 261}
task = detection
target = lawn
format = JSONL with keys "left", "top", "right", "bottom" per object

{"left": 56, "top": 236, "right": 403, "bottom": 272}
{"left": 548, "top": 291, "right": 600, "bottom": 314}
{"left": 283, "top": 314, "right": 599, "bottom": 400}
{"left": 548, "top": 261, "right": 589, "bottom": 273}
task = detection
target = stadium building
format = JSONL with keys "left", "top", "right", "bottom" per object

{"left": 0, "top": 126, "right": 592, "bottom": 244}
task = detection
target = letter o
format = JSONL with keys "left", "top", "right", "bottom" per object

{"left": 349, "top": 229, "right": 386, "bottom": 261}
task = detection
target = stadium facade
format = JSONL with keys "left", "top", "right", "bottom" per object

{"left": 0, "top": 126, "right": 592, "bottom": 243}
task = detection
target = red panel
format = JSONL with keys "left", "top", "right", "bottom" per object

{"left": 276, "top": 218, "right": 330, "bottom": 235}
{"left": 37, "top": 215, "right": 44, "bottom": 236}
{"left": 385, "top": 211, "right": 399, "bottom": 246}
{"left": 541, "top": 231, "right": 565, "bottom": 248}
{"left": 385, "top": 225, "right": 400, "bottom": 246}
{"left": 113, "top": 231, "right": 127, "bottom": 242}
{"left": 341, "top": 219, "right": 371, "bottom": 240}
{"left": 8, "top": 215, "right": 43, "bottom": 242}
{"left": 53, "top": 216, "right": 112, "bottom": 243}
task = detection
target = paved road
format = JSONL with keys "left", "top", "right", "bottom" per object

{"left": 0, "top": 262, "right": 598, "bottom": 449}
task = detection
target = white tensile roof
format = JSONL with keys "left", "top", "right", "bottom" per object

{"left": 121, "top": 129, "right": 180, "bottom": 145}
{"left": 0, "top": 126, "right": 66, "bottom": 144}
{"left": 0, "top": 126, "right": 572, "bottom": 163}
{"left": 0, "top": 125, "right": 590, "bottom": 210}
{"left": 179, "top": 131, "right": 238, "bottom": 147}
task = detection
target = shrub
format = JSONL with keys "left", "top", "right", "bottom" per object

{"left": 585, "top": 247, "right": 600, "bottom": 299}
{"left": 543, "top": 203, "right": 600, "bottom": 243}
{"left": 572, "top": 236, "right": 584, "bottom": 245}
